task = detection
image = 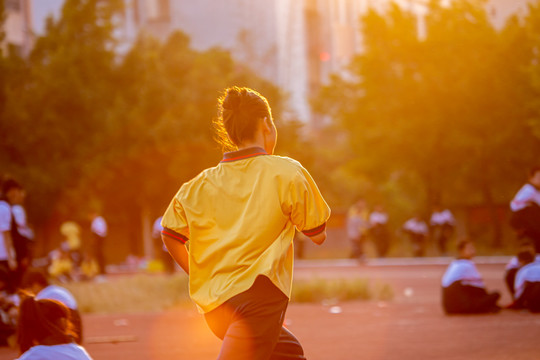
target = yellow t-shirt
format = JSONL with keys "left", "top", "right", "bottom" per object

{"left": 162, "top": 147, "right": 330, "bottom": 313}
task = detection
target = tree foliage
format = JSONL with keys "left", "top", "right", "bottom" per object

{"left": 313, "top": 0, "right": 540, "bottom": 245}
{"left": 0, "top": 0, "right": 285, "bottom": 257}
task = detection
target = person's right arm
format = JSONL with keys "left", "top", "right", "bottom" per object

{"left": 162, "top": 234, "right": 189, "bottom": 274}
{"left": 308, "top": 230, "right": 327, "bottom": 245}
{"left": 160, "top": 193, "right": 190, "bottom": 274}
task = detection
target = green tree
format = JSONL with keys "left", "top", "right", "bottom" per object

{"left": 314, "top": 0, "right": 540, "bottom": 246}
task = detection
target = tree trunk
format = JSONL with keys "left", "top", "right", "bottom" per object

{"left": 141, "top": 206, "right": 153, "bottom": 259}
{"left": 481, "top": 178, "right": 502, "bottom": 248}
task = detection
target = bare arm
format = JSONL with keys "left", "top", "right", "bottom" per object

{"left": 162, "top": 235, "right": 189, "bottom": 275}
{"left": 308, "top": 230, "right": 327, "bottom": 245}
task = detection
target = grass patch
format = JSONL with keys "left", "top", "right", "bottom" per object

{"left": 63, "top": 274, "right": 190, "bottom": 314}
{"left": 291, "top": 278, "right": 393, "bottom": 303}
{"left": 63, "top": 274, "right": 394, "bottom": 314}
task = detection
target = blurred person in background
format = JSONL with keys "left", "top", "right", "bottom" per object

{"left": 402, "top": 214, "right": 428, "bottom": 257}
{"left": 369, "top": 204, "right": 390, "bottom": 258}
{"left": 441, "top": 240, "right": 500, "bottom": 314}
{"left": 15, "top": 295, "right": 91, "bottom": 360}
{"left": 429, "top": 204, "right": 455, "bottom": 256}
{"left": 161, "top": 86, "right": 330, "bottom": 360}
{"left": 510, "top": 166, "right": 540, "bottom": 253}
{"left": 3, "top": 179, "right": 34, "bottom": 290}
{"left": 347, "top": 199, "right": 370, "bottom": 261}
{"left": 59, "top": 221, "right": 82, "bottom": 268}
{"left": 88, "top": 211, "right": 107, "bottom": 275}
{"left": 152, "top": 216, "right": 175, "bottom": 273}
{"left": 0, "top": 267, "right": 18, "bottom": 346}
{"left": 0, "top": 179, "right": 16, "bottom": 292}
{"left": 504, "top": 240, "right": 540, "bottom": 299}
{"left": 507, "top": 246, "right": 540, "bottom": 313}
{"left": 21, "top": 270, "right": 82, "bottom": 344}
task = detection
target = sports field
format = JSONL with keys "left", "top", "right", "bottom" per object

{"left": 1, "top": 260, "right": 539, "bottom": 360}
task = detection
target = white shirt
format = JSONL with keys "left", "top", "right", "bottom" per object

{"left": 506, "top": 254, "right": 540, "bottom": 270}
{"left": 403, "top": 218, "right": 428, "bottom": 235}
{"left": 152, "top": 216, "right": 163, "bottom": 239}
{"left": 441, "top": 259, "right": 485, "bottom": 288}
{"left": 12, "top": 204, "right": 34, "bottom": 240}
{"left": 430, "top": 209, "right": 455, "bottom": 226}
{"left": 36, "top": 285, "right": 78, "bottom": 310}
{"left": 369, "top": 211, "right": 388, "bottom": 226}
{"left": 0, "top": 200, "right": 11, "bottom": 261}
{"left": 514, "top": 260, "right": 540, "bottom": 299}
{"left": 17, "top": 343, "right": 92, "bottom": 360}
{"left": 90, "top": 216, "right": 107, "bottom": 237}
{"left": 510, "top": 183, "right": 540, "bottom": 212}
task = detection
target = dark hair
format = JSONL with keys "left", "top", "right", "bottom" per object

{"left": 214, "top": 86, "right": 272, "bottom": 151}
{"left": 529, "top": 166, "right": 540, "bottom": 178}
{"left": 457, "top": 239, "right": 472, "bottom": 252}
{"left": 21, "top": 269, "right": 50, "bottom": 289}
{"left": 2, "top": 178, "right": 22, "bottom": 195}
{"left": 517, "top": 249, "right": 535, "bottom": 265}
{"left": 17, "top": 294, "right": 75, "bottom": 354}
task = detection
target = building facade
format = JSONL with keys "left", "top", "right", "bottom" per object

{"left": 4, "top": 0, "right": 535, "bottom": 125}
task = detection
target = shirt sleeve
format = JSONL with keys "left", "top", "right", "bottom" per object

{"left": 161, "top": 191, "right": 190, "bottom": 244}
{"left": 0, "top": 203, "right": 11, "bottom": 233}
{"left": 288, "top": 165, "right": 331, "bottom": 237}
{"left": 511, "top": 184, "right": 538, "bottom": 212}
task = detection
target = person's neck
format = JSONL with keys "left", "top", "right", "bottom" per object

{"left": 238, "top": 134, "right": 267, "bottom": 153}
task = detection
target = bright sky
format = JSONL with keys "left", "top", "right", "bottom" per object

{"left": 31, "top": 0, "right": 64, "bottom": 34}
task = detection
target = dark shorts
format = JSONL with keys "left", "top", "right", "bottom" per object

{"left": 204, "top": 275, "right": 306, "bottom": 360}
{"left": 442, "top": 282, "right": 500, "bottom": 314}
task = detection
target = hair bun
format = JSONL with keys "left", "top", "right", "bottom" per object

{"left": 222, "top": 87, "right": 244, "bottom": 111}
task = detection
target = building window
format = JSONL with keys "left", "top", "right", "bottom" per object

{"left": 146, "top": 0, "right": 170, "bottom": 22}
{"left": 5, "top": 0, "right": 21, "bottom": 11}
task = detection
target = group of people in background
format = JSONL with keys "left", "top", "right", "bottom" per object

{"left": 346, "top": 198, "right": 455, "bottom": 259}
{"left": 0, "top": 176, "right": 92, "bottom": 358}
{"left": 441, "top": 238, "right": 540, "bottom": 314}
{"left": 441, "top": 166, "right": 540, "bottom": 314}
{"left": 46, "top": 212, "right": 107, "bottom": 283}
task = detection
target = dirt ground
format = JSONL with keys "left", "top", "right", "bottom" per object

{"left": 1, "top": 259, "right": 540, "bottom": 360}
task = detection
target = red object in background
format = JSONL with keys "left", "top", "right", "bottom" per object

{"left": 319, "top": 51, "right": 330, "bottom": 62}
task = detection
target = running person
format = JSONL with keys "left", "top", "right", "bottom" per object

{"left": 161, "top": 87, "right": 330, "bottom": 360}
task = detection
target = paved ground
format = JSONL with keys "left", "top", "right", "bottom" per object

{"left": 2, "top": 258, "right": 540, "bottom": 360}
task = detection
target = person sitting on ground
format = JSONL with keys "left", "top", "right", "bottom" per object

{"left": 48, "top": 246, "right": 74, "bottom": 283}
{"left": 15, "top": 294, "right": 92, "bottom": 360}
{"left": 20, "top": 270, "right": 82, "bottom": 344}
{"left": 0, "top": 267, "right": 18, "bottom": 346}
{"left": 441, "top": 239, "right": 500, "bottom": 314}
{"left": 507, "top": 246, "right": 540, "bottom": 313}
{"left": 504, "top": 241, "right": 540, "bottom": 299}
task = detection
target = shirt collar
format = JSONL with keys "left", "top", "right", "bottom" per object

{"left": 221, "top": 146, "right": 268, "bottom": 163}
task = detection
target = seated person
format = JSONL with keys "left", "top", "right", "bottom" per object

{"left": 0, "top": 268, "right": 17, "bottom": 346}
{"left": 441, "top": 240, "right": 500, "bottom": 314}
{"left": 21, "top": 270, "right": 82, "bottom": 344}
{"left": 16, "top": 294, "right": 92, "bottom": 360}
{"left": 508, "top": 247, "right": 540, "bottom": 313}
{"left": 504, "top": 241, "right": 540, "bottom": 299}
